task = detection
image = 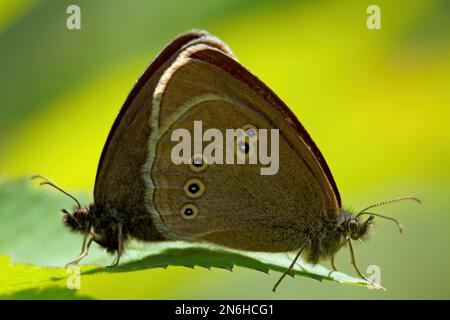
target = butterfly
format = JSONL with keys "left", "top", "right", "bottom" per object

{"left": 33, "top": 30, "right": 420, "bottom": 291}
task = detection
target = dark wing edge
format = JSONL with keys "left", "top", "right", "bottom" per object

{"left": 94, "top": 30, "right": 209, "bottom": 191}
{"left": 94, "top": 30, "right": 341, "bottom": 209}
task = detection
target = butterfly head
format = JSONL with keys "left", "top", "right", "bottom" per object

{"left": 62, "top": 204, "right": 121, "bottom": 254}
{"left": 339, "top": 211, "right": 374, "bottom": 241}
{"left": 338, "top": 196, "right": 422, "bottom": 242}
{"left": 62, "top": 206, "right": 90, "bottom": 233}
{"left": 31, "top": 175, "right": 121, "bottom": 254}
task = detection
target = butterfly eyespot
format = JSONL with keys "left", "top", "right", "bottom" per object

{"left": 180, "top": 204, "right": 199, "bottom": 219}
{"left": 238, "top": 141, "right": 250, "bottom": 154}
{"left": 189, "top": 154, "right": 207, "bottom": 172}
{"left": 242, "top": 124, "right": 258, "bottom": 141}
{"left": 235, "top": 125, "right": 258, "bottom": 159}
{"left": 183, "top": 178, "right": 205, "bottom": 198}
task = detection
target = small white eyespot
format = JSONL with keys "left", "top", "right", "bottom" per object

{"left": 189, "top": 154, "right": 207, "bottom": 172}
{"left": 183, "top": 178, "right": 205, "bottom": 199}
{"left": 237, "top": 141, "right": 250, "bottom": 154}
{"left": 180, "top": 203, "right": 199, "bottom": 219}
{"left": 242, "top": 124, "right": 258, "bottom": 141}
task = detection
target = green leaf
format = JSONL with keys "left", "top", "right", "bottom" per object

{"left": 0, "top": 178, "right": 373, "bottom": 298}
{"left": 0, "top": 254, "right": 95, "bottom": 298}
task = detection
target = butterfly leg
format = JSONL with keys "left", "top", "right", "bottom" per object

{"left": 348, "top": 239, "right": 369, "bottom": 280}
{"left": 110, "top": 254, "right": 121, "bottom": 267}
{"left": 272, "top": 241, "right": 308, "bottom": 292}
{"left": 66, "top": 237, "right": 93, "bottom": 266}
{"left": 331, "top": 255, "right": 339, "bottom": 272}
{"left": 109, "top": 223, "right": 123, "bottom": 267}
{"left": 348, "top": 239, "right": 385, "bottom": 290}
{"left": 78, "top": 224, "right": 90, "bottom": 255}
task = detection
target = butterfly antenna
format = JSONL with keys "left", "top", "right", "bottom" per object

{"left": 356, "top": 196, "right": 421, "bottom": 215}
{"left": 31, "top": 175, "right": 82, "bottom": 209}
{"left": 358, "top": 211, "right": 404, "bottom": 233}
{"left": 356, "top": 196, "right": 421, "bottom": 233}
{"left": 272, "top": 242, "right": 308, "bottom": 293}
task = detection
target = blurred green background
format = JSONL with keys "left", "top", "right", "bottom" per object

{"left": 0, "top": 0, "right": 449, "bottom": 299}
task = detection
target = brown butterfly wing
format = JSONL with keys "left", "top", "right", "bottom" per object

{"left": 195, "top": 48, "right": 341, "bottom": 208}
{"left": 92, "top": 31, "right": 233, "bottom": 238}
{"left": 147, "top": 41, "right": 340, "bottom": 251}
